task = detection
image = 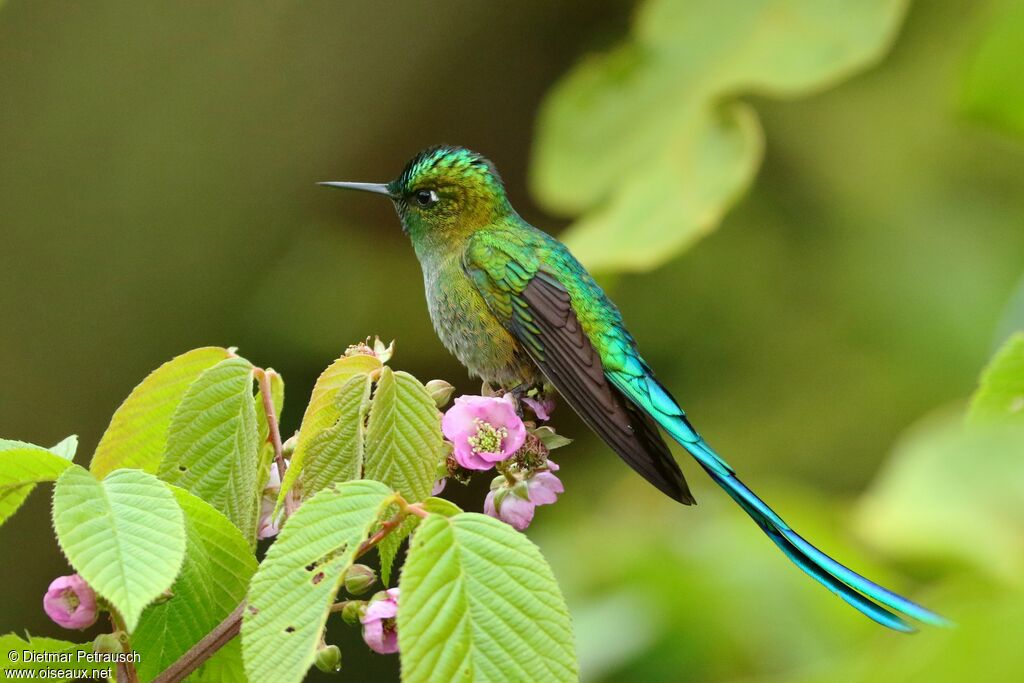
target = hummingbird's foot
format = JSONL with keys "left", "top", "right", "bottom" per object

{"left": 504, "top": 384, "right": 532, "bottom": 418}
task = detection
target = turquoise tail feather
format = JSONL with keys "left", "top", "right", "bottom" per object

{"left": 611, "top": 372, "right": 950, "bottom": 631}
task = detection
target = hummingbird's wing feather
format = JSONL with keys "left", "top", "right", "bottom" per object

{"left": 463, "top": 235, "right": 694, "bottom": 504}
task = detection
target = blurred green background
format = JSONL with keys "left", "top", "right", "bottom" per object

{"left": 2, "top": 1, "right": 1022, "bottom": 681}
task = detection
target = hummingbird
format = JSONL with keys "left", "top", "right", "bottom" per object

{"left": 321, "top": 145, "right": 947, "bottom": 632}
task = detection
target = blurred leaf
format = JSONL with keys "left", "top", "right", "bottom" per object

{"left": 854, "top": 411, "right": 1024, "bottom": 583}
{"left": 398, "top": 512, "right": 577, "bottom": 682}
{"left": 90, "top": 347, "right": 231, "bottom": 478}
{"left": 133, "top": 487, "right": 256, "bottom": 682}
{"left": 242, "top": 480, "right": 393, "bottom": 683}
{"left": 364, "top": 367, "right": 444, "bottom": 504}
{"left": 0, "top": 446, "right": 73, "bottom": 527}
{"left": 959, "top": 0, "right": 1024, "bottom": 138}
{"left": 299, "top": 373, "right": 373, "bottom": 497}
{"left": 278, "top": 354, "right": 382, "bottom": 508}
{"left": 532, "top": 0, "right": 908, "bottom": 272}
{"left": 0, "top": 633, "right": 91, "bottom": 681}
{"left": 158, "top": 357, "right": 260, "bottom": 539}
{"left": 52, "top": 466, "right": 186, "bottom": 631}
{"left": 968, "top": 332, "right": 1024, "bottom": 423}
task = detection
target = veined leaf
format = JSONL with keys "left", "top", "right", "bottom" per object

{"left": 133, "top": 487, "right": 257, "bottom": 682}
{"left": 968, "top": 332, "right": 1024, "bottom": 424}
{"left": 377, "top": 496, "right": 462, "bottom": 585}
{"left": 278, "top": 354, "right": 381, "bottom": 507}
{"left": 364, "top": 367, "right": 444, "bottom": 503}
{"left": 398, "top": 512, "right": 577, "bottom": 682}
{"left": 0, "top": 446, "right": 75, "bottom": 527}
{"left": 299, "top": 373, "right": 373, "bottom": 496}
{"left": 0, "top": 634, "right": 91, "bottom": 681}
{"left": 159, "top": 357, "right": 261, "bottom": 539}
{"left": 255, "top": 369, "right": 285, "bottom": 495}
{"left": 52, "top": 466, "right": 186, "bottom": 631}
{"left": 531, "top": 0, "right": 908, "bottom": 272}
{"left": 242, "top": 480, "right": 394, "bottom": 683}
{"left": 91, "top": 347, "right": 231, "bottom": 477}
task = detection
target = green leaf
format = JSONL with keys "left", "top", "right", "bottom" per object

{"left": 133, "top": 486, "right": 257, "bottom": 682}
{"left": 364, "top": 367, "right": 444, "bottom": 503}
{"left": 278, "top": 354, "right": 382, "bottom": 507}
{"left": 378, "top": 497, "right": 463, "bottom": 585}
{"left": 52, "top": 466, "right": 186, "bottom": 631}
{"left": 158, "top": 357, "right": 261, "bottom": 539}
{"left": 49, "top": 435, "right": 78, "bottom": 460}
{"left": 298, "top": 373, "right": 373, "bottom": 496}
{"left": 854, "top": 411, "right": 1024, "bottom": 582}
{"left": 255, "top": 369, "right": 285, "bottom": 494}
{"left": 968, "top": 332, "right": 1024, "bottom": 424}
{"left": 531, "top": 0, "right": 908, "bottom": 272}
{"left": 959, "top": 0, "right": 1024, "bottom": 139}
{"left": 0, "top": 447, "right": 74, "bottom": 527}
{"left": 398, "top": 512, "right": 577, "bottom": 682}
{"left": 91, "top": 347, "right": 231, "bottom": 477}
{"left": 0, "top": 633, "right": 92, "bottom": 681}
{"left": 242, "top": 480, "right": 393, "bottom": 683}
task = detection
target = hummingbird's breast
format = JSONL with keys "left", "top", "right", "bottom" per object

{"left": 420, "top": 253, "right": 540, "bottom": 388}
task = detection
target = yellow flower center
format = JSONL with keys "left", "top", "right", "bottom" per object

{"left": 468, "top": 418, "right": 507, "bottom": 454}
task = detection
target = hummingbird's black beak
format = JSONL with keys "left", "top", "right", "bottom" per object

{"left": 317, "top": 181, "right": 396, "bottom": 198}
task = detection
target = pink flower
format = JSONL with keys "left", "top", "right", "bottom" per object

{"left": 522, "top": 396, "right": 555, "bottom": 422}
{"left": 257, "top": 463, "right": 283, "bottom": 540}
{"left": 361, "top": 588, "right": 400, "bottom": 654}
{"left": 43, "top": 574, "right": 98, "bottom": 630}
{"left": 431, "top": 478, "right": 446, "bottom": 496}
{"left": 484, "top": 461, "right": 564, "bottom": 531}
{"left": 441, "top": 395, "right": 526, "bottom": 470}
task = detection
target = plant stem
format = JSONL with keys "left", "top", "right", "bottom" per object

{"left": 256, "top": 368, "right": 296, "bottom": 515}
{"left": 152, "top": 602, "right": 245, "bottom": 683}
{"left": 109, "top": 612, "right": 139, "bottom": 683}
{"left": 152, "top": 506, "right": 412, "bottom": 683}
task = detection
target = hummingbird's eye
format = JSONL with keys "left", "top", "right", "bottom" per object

{"left": 413, "top": 189, "right": 440, "bottom": 208}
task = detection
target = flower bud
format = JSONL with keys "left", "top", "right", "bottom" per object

{"left": 341, "top": 600, "right": 365, "bottom": 626}
{"left": 314, "top": 643, "right": 342, "bottom": 673}
{"left": 43, "top": 574, "right": 98, "bottom": 630}
{"left": 92, "top": 633, "right": 122, "bottom": 656}
{"left": 343, "top": 564, "right": 377, "bottom": 596}
{"left": 424, "top": 379, "right": 455, "bottom": 408}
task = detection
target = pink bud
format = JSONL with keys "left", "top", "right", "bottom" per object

{"left": 43, "top": 574, "right": 98, "bottom": 630}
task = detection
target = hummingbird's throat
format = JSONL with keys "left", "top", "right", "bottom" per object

{"left": 468, "top": 419, "right": 508, "bottom": 454}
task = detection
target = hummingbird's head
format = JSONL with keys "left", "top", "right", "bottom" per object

{"left": 321, "top": 146, "right": 513, "bottom": 247}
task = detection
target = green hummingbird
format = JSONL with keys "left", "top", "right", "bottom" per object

{"left": 321, "top": 145, "right": 947, "bottom": 632}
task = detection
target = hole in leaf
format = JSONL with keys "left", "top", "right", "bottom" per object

{"left": 247, "top": 606, "right": 259, "bottom": 615}
{"left": 305, "top": 563, "right": 316, "bottom": 572}
{"left": 178, "top": 466, "right": 187, "bottom": 472}
{"left": 312, "top": 572, "right": 325, "bottom": 585}
{"left": 285, "top": 626, "right": 295, "bottom": 634}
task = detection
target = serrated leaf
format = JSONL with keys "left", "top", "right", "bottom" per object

{"left": 91, "top": 347, "right": 231, "bottom": 477}
{"left": 378, "top": 497, "right": 463, "bottom": 585}
{"left": 968, "top": 332, "right": 1024, "bottom": 424}
{"left": 0, "top": 447, "right": 75, "bottom": 527}
{"left": 531, "top": 0, "right": 908, "bottom": 272}
{"left": 133, "top": 487, "right": 257, "bottom": 682}
{"left": 255, "top": 370, "right": 285, "bottom": 495}
{"left": 0, "top": 634, "right": 91, "bottom": 681}
{"left": 52, "top": 466, "right": 186, "bottom": 631}
{"left": 398, "top": 512, "right": 577, "bottom": 682}
{"left": 299, "top": 373, "right": 373, "bottom": 496}
{"left": 279, "top": 354, "right": 382, "bottom": 507}
{"left": 159, "top": 357, "right": 261, "bottom": 539}
{"left": 364, "top": 367, "right": 444, "bottom": 503}
{"left": 242, "top": 480, "right": 393, "bottom": 683}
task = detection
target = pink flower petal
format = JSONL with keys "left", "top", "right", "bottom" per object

{"left": 527, "top": 471, "right": 564, "bottom": 506}
{"left": 522, "top": 397, "right": 555, "bottom": 422}
{"left": 43, "top": 574, "right": 97, "bottom": 630}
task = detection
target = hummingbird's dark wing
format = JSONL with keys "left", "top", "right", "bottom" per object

{"left": 463, "top": 233, "right": 694, "bottom": 504}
